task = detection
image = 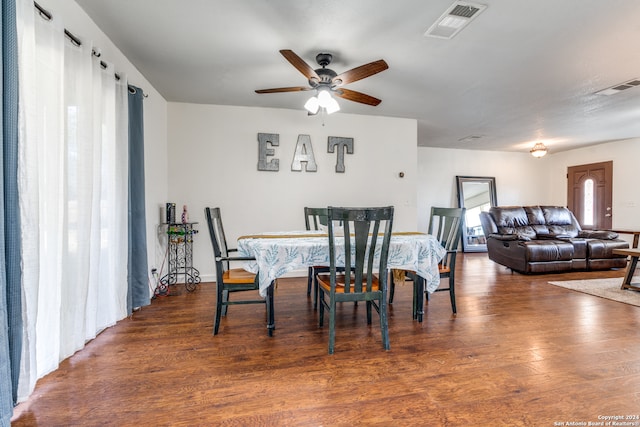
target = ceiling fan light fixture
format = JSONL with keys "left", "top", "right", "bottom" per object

{"left": 305, "top": 89, "right": 340, "bottom": 115}
{"left": 530, "top": 142, "right": 548, "bottom": 158}
{"left": 317, "top": 89, "right": 332, "bottom": 107}
{"left": 304, "top": 96, "right": 320, "bottom": 114}
{"left": 325, "top": 97, "right": 340, "bottom": 114}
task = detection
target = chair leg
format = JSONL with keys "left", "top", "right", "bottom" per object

{"left": 380, "top": 297, "right": 390, "bottom": 351}
{"left": 407, "top": 271, "right": 422, "bottom": 321}
{"left": 424, "top": 289, "right": 430, "bottom": 318}
{"left": 213, "top": 284, "right": 224, "bottom": 335}
{"left": 267, "top": 281, "right": 275, "bottom": 336}
{"left": 328, "top": 299, "right": 336, "bottom": 355}
{"left": 449, "top": 277, "right": 457, "bottom": 314}
{"left": 313, "top": 273, "right": 319, "bottom": 310}
{"left": 318, "top": 290, "right": 325, "bottom": 326}
{"left": 450, "top": 288, "right": 456, "bottom": 314}
{"left": 389, "top": 272, "right": 395, "bottom": 304}
{"left": 307, "top": 267, "right": 313, "bottom": 296}
{"left": 413, "top": 280, "right": 418, "bottom": 320}
{"left": 221, "top": 289, "right": 229, "bottom": 316}
{"left": 415, "top": 275, "right": 425, "bottom": 323}
{"left": 366, "top": 300, "right": 372, "bottom": 324}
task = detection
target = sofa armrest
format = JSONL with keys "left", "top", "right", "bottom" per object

{"left": 578, "top": 230, "right": 619, "bottom": 239}
{"left": 487, "top": 233, "right": 520, "bottom": 241}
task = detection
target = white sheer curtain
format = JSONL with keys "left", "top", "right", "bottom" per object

{"left": 16, "top": 0, "right": 129, "bottom": 401}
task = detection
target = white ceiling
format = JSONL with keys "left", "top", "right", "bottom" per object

{"left": 75, "top": 0, "right": 640, "bottom": 154}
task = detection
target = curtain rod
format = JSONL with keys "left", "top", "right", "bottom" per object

{"left": 33, "top": 1, "right": 147, "bottom": 97}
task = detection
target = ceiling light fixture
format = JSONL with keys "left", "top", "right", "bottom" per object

{"left": 304, "top": 89, "right": 340, "bottom": 115}
{"left": 530, "top": 142, "right": 548, "bottom": 158}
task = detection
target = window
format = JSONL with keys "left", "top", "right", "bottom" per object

{"left": 583, "top": 178, "right": 594, "bottom": 226}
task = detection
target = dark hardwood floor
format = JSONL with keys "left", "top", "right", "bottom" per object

{"left": 11, "top": 253, "right": 640, "bottom": 426}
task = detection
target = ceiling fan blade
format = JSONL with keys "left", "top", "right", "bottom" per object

{"left": 332, "top": 59, "right": 388, "bottom": 86}
{"left": 255, "top": 86, "right": 312, "bottom": 94}
{"left": 279, "top": 49, "right": 320, "bottom": 81}
{"left": 334, "top": 88, "right": 382, "bottom": 106}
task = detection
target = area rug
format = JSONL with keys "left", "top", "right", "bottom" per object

{"left": 548, "top": 277, "right": 640, "bottom": 307}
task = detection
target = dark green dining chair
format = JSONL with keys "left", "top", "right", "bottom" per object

{"left": 205, "top": 207, "right": 275, "bottom": 336}
{"left": 316, "top": 206, "right": 394, "bottom": 354}
{"left": 389, "top": 206, "right": 464, "bottom": 317}
{"left": 304, "top": 207, "right": 329, "bottom": 307}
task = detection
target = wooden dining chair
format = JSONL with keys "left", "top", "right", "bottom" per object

{"left": 304, "top": 207, "right": 329, "bottom": 306}
{"left": 389, "top": 206, "right": 465, "bottom": 316}
{"left": 316, "top": 206, "right": 394, "bottom": 354}
{"left": 205, "top": 207, "right": 275, "bottom": 336}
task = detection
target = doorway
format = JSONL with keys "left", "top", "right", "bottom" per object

{"left": 567, "top": 161, "right": 613, "bottom": 230}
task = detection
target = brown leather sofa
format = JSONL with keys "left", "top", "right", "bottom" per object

{"left": 479, "top": 206, "right": 628, "bottom": 273}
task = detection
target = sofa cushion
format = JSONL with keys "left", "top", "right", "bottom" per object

{"left": 491, "top": 207, "right": 537, "bottom": 240}
{"left": 523, "top": 240, "right": 574, "bottom": 262}
{"left": 524, "top": 206, "right": 550, "bottom": 236}
{"left": 587, "top": 239, "right": 629, "bottom": 258}
{"left": 491, "top": 206, "right": 528, "bottom": 227}
{"left": 541, "top": 206, "right": 573, "bottom": 225}
{"left": 541, "top": 206, "right": 579, "bottom": 237}
{"left": 524, "top": 206, "right": 546, "bottom": 225}
{"left": 510, "top": 227, "right": 537, "bottom": 241}
{"left": 568, "top": 238, "right": 587, "bottom": 259}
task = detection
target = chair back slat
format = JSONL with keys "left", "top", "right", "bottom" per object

{"left": 304, "top": 207, "right": 329, "bottom": 231}
{"left": 205, "top": 207, "right": 231, "bottom": 276}
{"left": 428, "top": 207, "right": 465, "bottom": 269}
{"left": 328, "top": 206, "right": 394, "bottom": 294}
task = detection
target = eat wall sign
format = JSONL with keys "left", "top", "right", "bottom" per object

{"left": 257, "top": 133, "right": 354, "bottom": 173}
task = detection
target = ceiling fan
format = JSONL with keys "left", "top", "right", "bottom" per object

{"left": 255, "top": 49, "right": 389, "bottom": 113}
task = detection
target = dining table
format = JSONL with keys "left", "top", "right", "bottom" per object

{"left": 237, "top": 230, "right": 446, "bottom": 323}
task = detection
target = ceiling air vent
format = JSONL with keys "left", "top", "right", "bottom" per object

{"left": 458, "top": 135, "right": 484, "bottom": 143}
{"left": 595, "top": 79, "right": 640, "bottom": 96}
{"left": 424, "top": 1, "right": 487, "bottom": 39}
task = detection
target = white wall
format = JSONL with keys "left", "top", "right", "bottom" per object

{"left": 547, "top": 138, "right": 640, "bottom": 230}
{"left": 41, "top": 0, "right": 169, "bottom": 275}
{"left": 416, "top": 147, "right": 551, "bottom": 232}
{"left": 417, "top": 140, "right": 640, "bottom": 247}
{"left": 167, "top": 103, "right": 418, "bottom": 281}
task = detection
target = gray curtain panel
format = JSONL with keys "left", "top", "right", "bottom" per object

{"left": 1, "top": 0, "right": 23, "bottom": 424}
{"left": 127, "top": 85, "right": 150, "bottom": 313}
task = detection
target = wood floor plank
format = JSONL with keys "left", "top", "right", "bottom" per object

{"left": 11, "top": 253, "right": 640, "bottom": 426}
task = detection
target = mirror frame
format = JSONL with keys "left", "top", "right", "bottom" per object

{"left": 456, "top": 176, "right": 497, "bottom": 253}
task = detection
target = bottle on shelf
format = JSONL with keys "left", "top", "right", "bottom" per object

{"left": 166, "top": 202, "right": 176, "bottom": 224}
{"left": 181, "top": 205, "right": 189, "bottom": 224}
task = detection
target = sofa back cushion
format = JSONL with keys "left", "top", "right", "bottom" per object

{"left": 490, "top": 206, "right": 537, "bottom": 240}
{"left": 488, "top": 205, "right": 581, "bottom": 240}
{"left": 524, "top": 206, "right": 550, "bottom": 236}
{"left": 541, "top": 206, "right": 580, "bottom": 237}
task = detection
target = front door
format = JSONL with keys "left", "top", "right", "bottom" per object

{"left": 567, "top": 161, "right": 613, "bottom": 230}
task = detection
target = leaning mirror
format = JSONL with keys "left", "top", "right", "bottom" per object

{"left": 456, "top": 176, "right": 497, "bottom": 252}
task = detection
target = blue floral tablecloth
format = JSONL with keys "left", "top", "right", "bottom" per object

{"left": 237, "top": 231, "right": 446, "bottom": 297}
